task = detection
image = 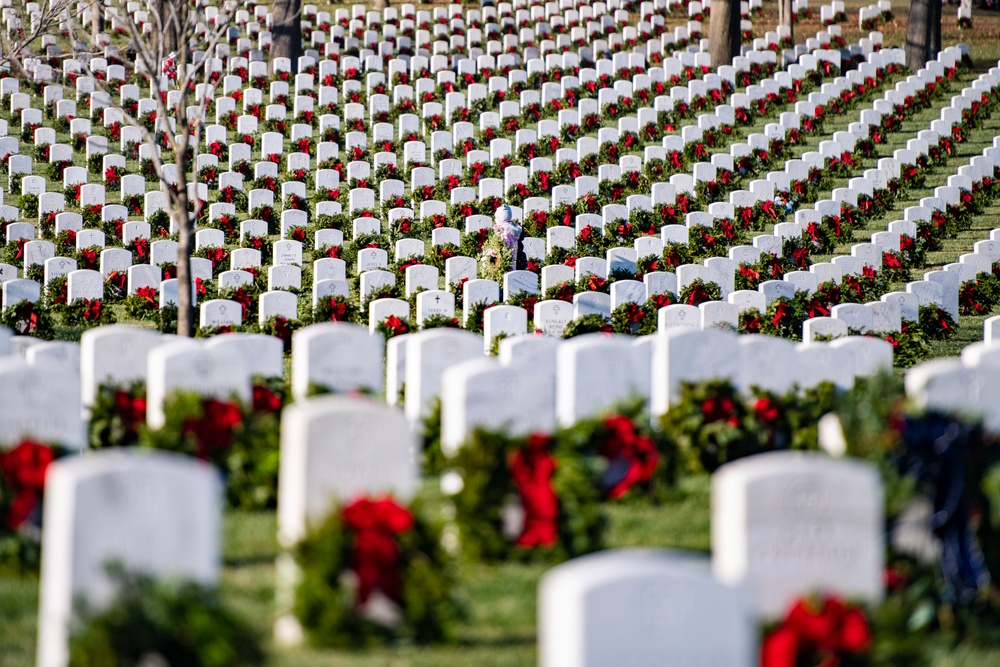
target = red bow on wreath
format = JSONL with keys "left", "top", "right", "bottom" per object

{"left": 761, "top": 596, "right": 871, "bottom": 667}
{"left": 771, "top": 301, "right": 792, "bottom": 328}
{"left": 13, "top": 301, "right": 38, "bottom": 334}
{"left": 182, "top": 398, "right": 243, "bottom": 461}
{"left": 599, "top": 416, "right": 659, "bottom": 499}
{"left": 83, "top": 300, "right": 103, "bottom": 322}
{"left": 509, "top": 434, "right": 559, "bottom": 548}
{"left": 341, "top": 496, "right": 414, "bottom": 604}
{"left": 0, "top": 440, "right": 54, "bottom": 529}
{"left": 113, "top": 390, "right": 147, "bottom": 434}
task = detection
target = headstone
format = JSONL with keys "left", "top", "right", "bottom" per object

{"left": 277, "top": 396, "right": 419, "bottom": 545}
{"left": 540, "top": 550, "right": 754, "bottom": 667}
{"left": 146, "top": 341, "right": 252, "bottom": 428}
{"left": 80, "top": 325, "right": 162, "bottom": 408}
{"left": 37, "top": 450, "right": 221, "bottom": 667}
{"left": 290, "top": 322, "right": 385, "bottom": 399}
{"left": 713, "top": 451, "right": 884, "bottom": 618}
{"left": 404, "top": 329, "right": 483, "bottom": 422}
{"left": 0, "top": 359, "right": 84, "bottom": 448}
{"left": 557, "top": 335, "right": 649, "bottom": 425}
{"left": 650, "top": 328, "right": 741, "bottom": 415}
{"left": 204, "top": 333, "right": 285, "bottom": 379}
{"left": 441, "top": 358, "right": 555, "bottom": 453}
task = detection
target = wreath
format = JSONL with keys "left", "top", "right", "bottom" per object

{"left": 420, "top": 314, "right": 462, "bottom": 331}
{"left": 479, "top": 227, "right": 514, "bottom": 285}
{"left": 62, "top": 299, "right": 116, "bottom": 329}
{"left": 122, "top": 287, "right": 160, "bottom": 321}
{"left": 292, "top": 496, "right": 460, "bottom": 647}
{"left": 140, "top": 389, "right": 281, "bottom": 509}
{"left": 157, "top": 304, "right": 178, "bottom": 334}
{"left": 678, "top": 278, "right": 721, "bottom": 306}
{"left": 104, "top": 271, "right": 128, "bottom": 303}
{"left": 312, "top": 295, "right": 359, "bottom": 325}
{"left": 610, "top": 296, "right": 671, "bottom": 335}
{"left": 759, "top": 595, "right": 900, "bottom": 667}
{"left": 0, "top": 439, "right": 65, "bottom": 572}
{"left": 0, "top": 299, "right": 56, "bottom": 338}
{"left": 463, "top": 301, "right": 494, "bottom": 334}
{"left": 917, "top": 304, "right": 956, "bottom": 340}
{"left": 421, "top": 398, "right": 447, "bottom": 475}
{"left": 69, "top": 565, "right": 265, "bottom": 667}
{"left": 446, "top": 428, "right": 605, "bottom": 562}
{"left": 88, "top": 381, "right": 147, "bottom": 449}
{"left": 554, "top": 399, "right": 678, "bottom": 502}
{"left": 561, "top": 313, "right": 612, "bottom": 338}
{"left": 660, "top": 380, "right": 833, "bottom": 474}
{"left": 258, "top": 316, "right": 303, "bottom": 353}
{"left": 375, "top": 314, "right": 411, "bottom": 339}
{"left": 45, "top": 275, "right": 69, "bottom": 313}
{"left": 863, "top": 321, "right": 931, "bottom": 369}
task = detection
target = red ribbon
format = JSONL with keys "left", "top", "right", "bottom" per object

{"left": 772, "top": 301, "right": 791, "bottom": 328}
{"left": 113, "top": 390, "right": 147, "bottom": 433}
{"left": 341, "top": 496, "right": 414, "bottom": 604}
{"left": 182, "top": 399, "right": 243, "bottom": 461}
{"left": 509, "top": 434, "right": 559, "bottom": 548}
{"left": 761, "top": 597, "right": 871, "bottom": 667}
{"left": 83, "top": 299, "right": 102, "bottom": 322}
{"left": 0, "top": 440, "right": 54, "bottom": 529}
{"left": 600, "top": 416, "right": 659, "bottom": 499}
{"left": 14, "top": 301, "right": 38, "bottom": 334}
{"left": 701, "top": 397, "right": 740, "bottom": 426}
{"left": 739, "top": 265, "right": 760, "bottom": 282}
{"left": 136, "top": 286, "right": 158, "bottom": 305}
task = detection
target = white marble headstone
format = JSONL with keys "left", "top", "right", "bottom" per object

{"left": 712, "top": 451, "right": 884, "bottom": 618}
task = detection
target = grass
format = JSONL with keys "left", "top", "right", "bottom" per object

{"left": 0, "top": 477, "right": 712, "bottom": 667}
{"left": 7, "top": 1, "right": 1000, "bottom": 665}
{"left": 5, "top": 476, "right": 1000, "bottom": 666}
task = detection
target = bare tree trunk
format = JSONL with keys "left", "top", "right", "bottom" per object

{"left": 91, "top": 0, "right": 103, "bottom": 42}
{"left": 929, "top": 0, "right": 942, "bottom": 58}
{"left": 906, "top": 0, "right": 934, "bottom": 72}
{"left": 173, "top": 152, "right": 195, "bottom": 337}
{"left": 708, "top": 0, "right": 741, "bottom": 69}
{"left": 271, "top": 0, "right": 303, "bottom": 71}
{"left": 172, "top": 38, "right": 195, "bottom": 337}
{"left": 780, "top": 0, "right": 794, "bottom": 45}
{"left": 158, "top": 0, "right": 180, "bottom": 55}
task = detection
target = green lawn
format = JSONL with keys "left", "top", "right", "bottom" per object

{"left": 5, "top": 477, "right": 1000, "bottom": 666}
{"left": 0, "top": 477, "right": 709, "bottom": 667}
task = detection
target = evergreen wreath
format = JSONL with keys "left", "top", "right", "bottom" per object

{"left": 561, "top": 313, "right": 612, "bottom": 338}
{"left": 140, "top": 390, "right": 280, "bottom": 509}
{"left": 293, "top": 496, "right": 460, "bottom": 647}
{"left": 68, "top": 565, "right": 265, "bottom": 667}
{"left": 0, "top": 299, "right": 56, "bottom": 338}
{"left": 0, "top": 438, "right": 66, "bottom": 572}
{"left": 554, "top": 398, "right": 678, "bottom": 502}
{"left": 446, "top": 428, "right": 604, "bottom": 562}
{"left": 88, "top": 381, "right": 147, "bottom": 450}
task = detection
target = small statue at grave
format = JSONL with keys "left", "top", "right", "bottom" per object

{"left": 480, "top": 204, "right": 526, "bottom": 284}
